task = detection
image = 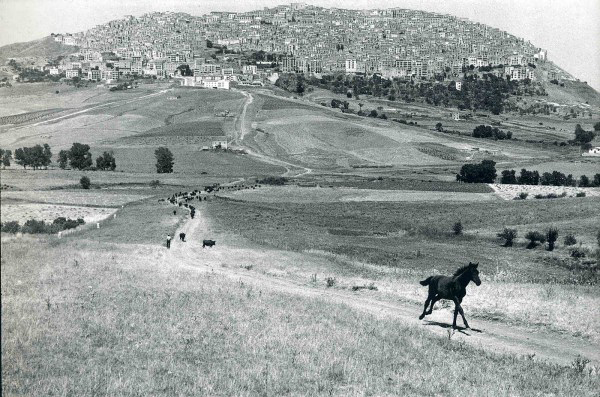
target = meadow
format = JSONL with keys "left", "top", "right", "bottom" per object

{"left": 204, "top": 194, "right": 600, "bottom": 343}
{"left": 2, "top": 234, "right": 599, "bottom": 396}
{"left": 2, "top": 80, "right": 600, "bottom": 396}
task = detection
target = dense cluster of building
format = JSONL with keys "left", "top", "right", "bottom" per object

{"left": 42, "top": 3, "right": 573, "bottom": 88}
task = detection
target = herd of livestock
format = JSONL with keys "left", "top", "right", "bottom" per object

{"left": 159, "top": 182, "right": 263, "bottom": 249}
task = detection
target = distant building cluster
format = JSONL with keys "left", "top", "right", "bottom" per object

{"left": 31, "top": 4, "right": 574, "bottom": 87}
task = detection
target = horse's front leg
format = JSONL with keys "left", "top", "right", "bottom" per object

{"left": 419, "top": 297, "right": 431, "bottom": 320}
{"left": 454, "top": 299, "right": 471, "bottom": 328}
{"left": 452, "top": 298, "right": 461, "bottom": 329}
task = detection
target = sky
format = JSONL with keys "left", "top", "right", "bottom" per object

{"left": 1, "top": 0, "right": 599, "bottom": 90}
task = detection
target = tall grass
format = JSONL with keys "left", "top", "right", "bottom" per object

{"left": 2, "top": 239, "right": 598, "bottom": 396}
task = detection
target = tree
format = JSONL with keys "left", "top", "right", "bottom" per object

{"left": 14, "top": 148, "right": 26, "bottom": 168}
{"left": 96, "top": 151, "right": 116, "bottom": 171}
{"left": 42, "top": 144, "right": 52, "bottom": 168}
{"left": 80, "top": 176, "right": 91, "bottom": 189}
{"left": 1, "top": 149, "right": 11, "bottom": 168}
{"left": 594, "top": 121, "right": 600, "bottom": 132}
{"left": 546, "top": 227, "right": 559, "bottom": 251}
{"left": 593, "top": 174, "right": 600, "bottom": 187}
{"left": 155, "top": 147, "right": 174, "bottom": 173}
{"left": 68, "top": 143, "right": 92, "bottom": 170}
{"left": 176, "top": 64, "right": 192, "bottom": 76}
{"left": 456, "top": 160, "right": 496, "bottom": 183}
{"left": 497, "top": 228, "right": 518, "bottom": 247}
{"left": 58, "top": 150, "right": 69, "bottom": 169}
{"left": 517, "top": 169, "right": 540, "bottom": 185}
{"left": 574, "top": 124, "right": 594, "bottom": 144}
{"left": 500, "top": 170, "right": 516, "bottom": 184}
{"left": 525, "top": 231, "right": 546, "bottom": 249}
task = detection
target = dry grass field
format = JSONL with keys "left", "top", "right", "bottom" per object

{"left": 2, "top": 80, "right": 600, "bottom": 396}
{"left": 2, "top": 213, "right": 599, "bottom": 396}
{"left": 205, "top": 195, "right": 600, "bottom": 344}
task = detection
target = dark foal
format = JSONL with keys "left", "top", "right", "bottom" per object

{"left": 418, "top": 262, "right": 481, "bottom": 329}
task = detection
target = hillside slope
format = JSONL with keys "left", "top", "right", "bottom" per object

{"left": 0, "top": 36, "right": 78, "bottom": 61}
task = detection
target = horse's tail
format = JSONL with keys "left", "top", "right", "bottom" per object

{"left": 419, "top": 276, "right": 433, "bottom": 286}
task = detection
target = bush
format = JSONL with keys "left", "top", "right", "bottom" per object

{"left": 570, "top": 248, "right": 586, "bottom": 258}
{"left": 21, "top": 219, "right": 48, "bottom": 234}
{"left": 525, "top": 231, "right": 546, "bottom": 249}
{"left": 80, "top": 176, "right": 91, "bottom": 189}
{"left": 564, "top": 234, "right": 577, "bottom": 246}
{"left": 452, "top": 221, "right": 463, "bottom": 235}
{"left": 518, "top": 192, "right": 529, "bottom": 200}
{"left": 257, "top": 176, "right": 288, "bottom": 185}
{"left": 1, "top": 221, "right": 21, "bottom": 233}
{"left": 326, "top": 277, "right": 336, "bottom": 288}
{"left": 546, "top": 227, "right": 559, "bottom": 251}
{"left": 497, "top": 228, "right": 518, "bottom": 247}
{"left": 149, "top": 180, "right": 160, "bottom": 188}
{"left": 575, "top": 192, "right": 586, "bottom": 197}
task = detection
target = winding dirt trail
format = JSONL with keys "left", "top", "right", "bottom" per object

{"left": 164, "top": 206, "right": 600, "bottom": 368}
{"left": 232, "top": 89, "right": 312, "bottom": 178}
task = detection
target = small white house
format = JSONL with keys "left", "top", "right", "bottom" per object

{"left": 212, "top": 140, "right": 228, "bottom": 150}
{"left": 584, "top": 147, "right": 600, "bottom": 156}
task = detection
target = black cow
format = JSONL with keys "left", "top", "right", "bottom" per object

{"left": 179, "top": 233, "right": 186, "bottom": 242}
{"left": 202, "top": 239, "right": 216, "bottom": 248}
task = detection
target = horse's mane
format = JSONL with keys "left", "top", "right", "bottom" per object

{"left": 453, "top": 264, "right": 471, "bottom": 277}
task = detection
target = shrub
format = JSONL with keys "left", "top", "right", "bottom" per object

{"left": 575, "top": 192, "right": 586, "bottom": 197}
{"left": 525, "top": 231, "right": 546, "bottom": 249}
{"left": 564, "top": 234, "right": 577, "bottom": 246}
{"left": 80, "top": 176, "right": 91, "bottom": 189}
{"left": 497, "top": 228, "right": 518, "bottom": 247}
{"left": 257, "top": 176, "right": 288, "bottom": 185}
{"left": 546, "top": 227, "right": 559, "bottom": 251}
{"left": 570, "top": 248, "right": 586, "bottom": 258}
{"left": 326, "top": 277, "right": 336, "bottom": 287}
{"left": 518, "top": 192, "right": 529, "bottom": 200}
{"left": 1, "top": 221, "right": 21, "bottom": 233}
{"left": 452, "top": 221, "right": 463, "bottom": 235}
{"left": 21, "top": 219, "right": 48, "bottom": 234}
{"left": 149, "top": 180, "right": 160, "bottom": 188}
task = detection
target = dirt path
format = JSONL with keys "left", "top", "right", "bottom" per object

{"left": 232, "top": 89, "right": 312, "bottom": 178}
{"left": 165, "top": 207, "right": 600, "bottom": 368}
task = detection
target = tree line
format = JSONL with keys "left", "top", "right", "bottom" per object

{"left": 500, "top": 168, "right": 600, "bottom": 187}
{"left": 3, "top": 143, "right": 175, "bottom": 174}
{"left": 0, "top": 143, "right": 117, "bottom": 171}
{"left": 276, "top": 72, "right": 546, "bottom": 114}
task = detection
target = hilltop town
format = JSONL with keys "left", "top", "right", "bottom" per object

{"left": 2, "top": 3, "right": 579, "bottom": 91}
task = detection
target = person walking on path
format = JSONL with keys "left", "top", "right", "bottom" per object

{"left": 166, "top": 234, "right": 172, "bottom": 249}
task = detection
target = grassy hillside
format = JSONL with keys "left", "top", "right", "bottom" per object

{"left": 0, "top": 36, "right": 78, "bottom": 61}
{"left": 3, "top": 236, "right": 598, "bottom": 396}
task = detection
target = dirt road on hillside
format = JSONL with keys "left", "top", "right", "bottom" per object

{"left": 233, "top": 89, "right": 312, "bottom": 178}
{"left": 166, "top": 207, "right": 600, "bottom": 368}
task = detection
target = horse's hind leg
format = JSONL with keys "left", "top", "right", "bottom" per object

{"left": 426, "top": 295, "right": 439, "bottom": 315}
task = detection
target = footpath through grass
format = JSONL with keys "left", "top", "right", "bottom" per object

{"left": 2, "top": 237, "right": 599, "bottom": 396}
